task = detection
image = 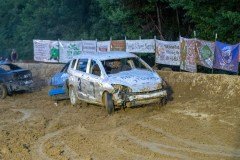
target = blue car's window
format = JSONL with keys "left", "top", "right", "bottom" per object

{"left": 77, "top": 59, "right": 88, "bottom": 72}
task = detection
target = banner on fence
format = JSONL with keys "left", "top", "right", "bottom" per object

{"left": 213, "top": 41, "right": 239, "bottom": 73}
{"left": 59, "top": 41, "right": 82, "bottom": 63}
{"left": 33, "top": 40, "right": 59, "bottom": 62}
{"left": 180, "top": 37, "right": 197, "bottom": 72}
{"left": 97, "top": 41, "right": 111, "bottom": 52}
{"left": 196, "top": 39, "right": 215, "bottom": 68}
{"left": 126, "top": 39, "right": 155, "bottom": 53}
{"left": 110, "top": 40, "right": 126, "bottom": 51}
{"left": 155, "top": 40, "right": 180, "bottom": 66}
{"left": 82, "top": 40, "right": 97, "bottom": 53}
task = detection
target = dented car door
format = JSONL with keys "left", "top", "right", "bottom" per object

{"left": 86, "top": 59, "right": 104, "bottom": 103}
{"left": 74, "top": 58, "right": 89, "bottom": 100}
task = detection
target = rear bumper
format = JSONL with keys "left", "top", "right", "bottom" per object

{"left": 7, "top": 80, "right": 33, "bottom": 91}
{"left": 114, "top": 89, "right": 167, "bottom": 107}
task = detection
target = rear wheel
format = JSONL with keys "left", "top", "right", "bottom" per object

{"left": 69, "top": 87, "right": 78, "bottom": 107}
{"left": 103, "top": 92, "right": 114, "bottom": 115}
{"left": 0, "top": 84, "right": 7, "bottom": 99}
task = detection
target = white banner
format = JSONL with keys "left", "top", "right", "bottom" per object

{"left": 82, "top": 40, "right": 97, "bottom": 53}
{"left": 97, "top": 41, "right": 111, "bottom": 52}
{"left": 59, "top": 41, "right": 82, "bottom": 63}
{"left": 33, "top": 40, "right": 59, "bottom": 62}
{"left": 126, "top": 39, "right": 155, "bottom": 53}
{"left": 155, "top": 40, "right": 180, "bottom": 66}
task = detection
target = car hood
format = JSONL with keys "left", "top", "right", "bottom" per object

{"left": 106, "top": 69, "right": 162, "bottom": 92}
{"left": 50, "top": 72, "right": 69, "bottom": 86}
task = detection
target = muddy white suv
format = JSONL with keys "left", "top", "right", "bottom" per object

{"left": 67, "top": 51, "right": 167, "bottom": 114}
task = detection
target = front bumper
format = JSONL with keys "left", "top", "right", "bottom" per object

{"left": 114, "top": 89, "right": 167, "bottom": 107}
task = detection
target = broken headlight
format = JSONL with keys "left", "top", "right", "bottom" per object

{"left": 112, "top": 84, "right": 132, "bottom": 93}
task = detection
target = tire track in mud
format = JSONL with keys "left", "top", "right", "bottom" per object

{"left": 119, "top": 129, "right": 191, "bottom": 160}
{"left": 0, "top": 108, "right": 33, "bottom": 129}
{"left": 11, "top": 109, "right": 33, "bottom": 123}
{"left": 52, "top": 141, "right": 83, "bottom": 160}
{"left": 31, "top": 127, "right": 74, "bottom": 160}
{"left": 138, "top": 122, "right": 240, "bottom": 158}
{"left": 31, "top": 123, "right": 89, "bottom": 160}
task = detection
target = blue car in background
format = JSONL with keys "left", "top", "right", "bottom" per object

{"left": 0, "top": 62, "right": 33, "bottom": 99}
{"left": 48, "top": 62, "right": 70, "bottom": 101}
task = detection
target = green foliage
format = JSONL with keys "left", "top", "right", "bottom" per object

{"left": 0, "top": 0, "right": 239, "bottom": 60}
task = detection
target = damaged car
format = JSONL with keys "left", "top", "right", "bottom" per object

{"left": 48, "top": 62, "right": 70, "bottom": 101}
{"left": 0, "top": 62, "right": 33, "bottom": 99}
{"left": 67, "top": 51, "right": 167, "bottom": 114}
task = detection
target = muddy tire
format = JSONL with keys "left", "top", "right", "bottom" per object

{"left": 160, "top": 96, "right": 167, "bottom": 106}
{"left": 69, "top": 87, "right": 78, "bottom": 107}
{"left": 0, "top": 84, "right": 7, "bottom": 99}
{"left": 104, "top": 92, "right": 114, "bottom": 115}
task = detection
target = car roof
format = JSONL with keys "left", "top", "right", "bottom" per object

{"left": 74, "top": 51, "right": 137, "bottom": 61}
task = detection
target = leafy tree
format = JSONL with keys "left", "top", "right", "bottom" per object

{"left": 0, "top": 0, "right": 239, "bottom": 60}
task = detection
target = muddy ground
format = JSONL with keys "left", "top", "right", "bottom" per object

{"left": 0, "top": 71, "right": 240, "bottom": 160}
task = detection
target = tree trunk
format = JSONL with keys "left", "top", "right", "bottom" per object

{"left": 156, "top": 3, "right": 165, "bottom": 40}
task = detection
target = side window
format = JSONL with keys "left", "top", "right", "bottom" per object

{"left": 71, "top": 59, "right": 76, "bottom": 69}
{"left": 90, "top": 60, "right": 101, "bottom": 77}
{"left": 77, "top": 59, "right": 88, "bottom": 72}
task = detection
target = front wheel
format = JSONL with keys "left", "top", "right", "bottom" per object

{"left": 103, "top": 92, "right": 115, "bottom": 115}
{"left": 160, "top": 96, "right": 167, "bottom": 106}
{"left": 69, "top": 87, "right": 78, "bottom": 107}
{"left": 0, "top": 84, "right": 7, "bottom": 99}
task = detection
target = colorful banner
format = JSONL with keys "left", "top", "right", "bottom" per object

{"left": 155, "top": 40, "right": 180, "bottom": 66}
{"left": 82, "top": 40, "right": 97, "bottom": 53}
{"left": 33, "top": 40, "right": 59, "bottom": 62}
{"left": 195, "top": 39, "right": 215, "bottom": 68}
{"left": 59, "top": 41, "right": 82, "bottom": 63}
{"left": 213, "top": 41, "right": 239, "bottom": 73}
{"left": 126, "top": 39, "right": 155, "bottom": 53}
{"left": 97, "top": 41, "right": 111, "bottom": 52}
{"left": 110, "top": 40, "right": 126, "bottom": 51}
{"left": 180, "top": 37, "right": 197, "bottom": 72}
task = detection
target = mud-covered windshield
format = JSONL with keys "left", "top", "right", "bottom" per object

{"left": 102, "top": 57, "right": 150, "bottom": 75}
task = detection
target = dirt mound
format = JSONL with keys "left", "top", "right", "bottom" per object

{"left": 158, "top": 71, "right": 240, "bottom": 105}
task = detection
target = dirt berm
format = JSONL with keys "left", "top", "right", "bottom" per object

{"left": 158, "top": 71, "right": 240, "bottom": 106}
{"left": 0, "top": 64, "right": 240, "bottom": 160}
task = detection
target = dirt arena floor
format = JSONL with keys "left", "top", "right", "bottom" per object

{"left": 0, "top": 71, "right": 240, "bottom": 160}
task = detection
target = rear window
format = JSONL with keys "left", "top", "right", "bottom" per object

{"left": 0, "top": 64, "right": 21, "bottom": 72}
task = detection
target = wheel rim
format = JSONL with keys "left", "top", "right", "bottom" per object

{"left": 70, "top": 88, "right": 76, "bottom": 104}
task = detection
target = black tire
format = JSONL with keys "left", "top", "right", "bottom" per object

{"left": 69, "top": 87, "right": 78, "bottom": 107}
{"left": 104, "top": 92, "right": 115, "bottom": 115}
{"left": 0, "top": 84, "right": 7, "bottom": 99}
{"left": 160, "top": 96, "right": 167, "bottom": 106}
